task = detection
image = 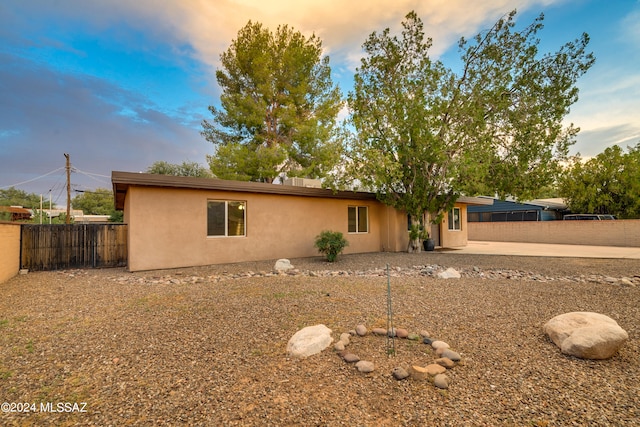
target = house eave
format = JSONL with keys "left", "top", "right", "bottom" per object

{"left": 111, "top": 171, "right": 378, "bottom": 210}
{"left": 457, "top": 196, "right": 494, "bottom": 206}
{"left": 471, "top": 195, "right": 565, "bottom": 210}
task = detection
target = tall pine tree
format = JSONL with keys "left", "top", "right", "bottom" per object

{"left": 202, "top": 21, "right": 344, "bottom": 183}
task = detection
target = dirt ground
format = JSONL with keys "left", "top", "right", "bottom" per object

{"left": 0, "top": 252, "right": 638, "bottom": 426}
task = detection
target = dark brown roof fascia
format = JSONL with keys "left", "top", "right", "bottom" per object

{"left": 111, "top": 171, "right": 377, "bottom": 210}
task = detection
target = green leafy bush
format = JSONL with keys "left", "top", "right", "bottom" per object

{"left": 314, "top": 230, "right": 349, "bottom": 262}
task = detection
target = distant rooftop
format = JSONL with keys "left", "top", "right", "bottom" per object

{"left": 475, "top": 196, "right": 567, "bottom": 210}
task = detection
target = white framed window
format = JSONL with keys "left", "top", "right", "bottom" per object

{"left": 207, "top": 200, "right": 246, "bottom": 237}
{"left": 348, "top": 206, "right": 368, "bottom": 233}
{"left": 448, "top": 207, "right": 461, "bottom": 231}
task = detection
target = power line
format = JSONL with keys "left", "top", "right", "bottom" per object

{"left": 51, "top": 183, "right": 67, "bottom": 207}
{"left": 73, "top": 168, "right": 111, "bottom": 186}
{"left": 1, "top": 159, "right": 111, "bottom": 199}
{"left": 73, "top": 168, "right": 110, "bottom": 179}
{"left": 0, "top": 167, "right": 66, "bottom": 189}
{"left": 45, "top": 172, "right": 68, "bottom": 206}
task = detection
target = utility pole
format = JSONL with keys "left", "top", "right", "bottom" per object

{"left": 64, "top": 153, "right": 71, "bottom": 224}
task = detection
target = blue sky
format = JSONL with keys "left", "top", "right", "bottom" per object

{"left": 1, "top": 0, "right": 638, "bottom": 205}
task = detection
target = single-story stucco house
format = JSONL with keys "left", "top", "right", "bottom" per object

{"left": 112, "top": 171, "right": 492, "bottom": 271}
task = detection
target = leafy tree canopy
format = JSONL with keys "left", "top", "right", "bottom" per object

{"left": 342, "top": 10, "right": 594, "bottom": 236}
{"left": 71, "top": 188, "right": 115, "bottom": 215}
{"left": 0, "top": 187, "right": 42, "bottom": 208}
{"left": 202, "top": 20, "right": 344, "bottom": 183}
{"left": 558, "top": 144, "right": 640, "bottom": 219}
{"left": 146, "top": 161, "right": 213, "bottom": 178}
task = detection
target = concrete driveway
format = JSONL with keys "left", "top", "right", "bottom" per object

{"left": 449, "top": 241, "right": 640, "bottom": 259}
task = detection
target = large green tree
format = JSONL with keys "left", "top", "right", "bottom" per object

{"left": 558, "top": 144, "right": 640, "bottom": 219}
{"left": 344, "top": 10, "right": 594, "bottom": 250}
{"left": 0, "top": 187, "right": 41, "bottom": 208}
{"left": 202, "top": 21, "right": 344, "bottom": 183}
{"left": 72, "top": 188, "right": 115, "bottom": 215}
{"left": 147, "top": 161, "right": 213, "bottom": 178}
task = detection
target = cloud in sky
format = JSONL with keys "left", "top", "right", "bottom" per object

{"left": 559, "top": 2, "right": 640, "bottom": 155}
{"left": 53, "top": 0, "right": 556, "bottom": 70}
{"left": 0, "top": 52, "right": 208, "bottom": 201}
{"left": 1, "top": 0, "right": 639, "bottom": 201}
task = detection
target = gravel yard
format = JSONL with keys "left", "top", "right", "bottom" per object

{"left": 1, "top": 252, "right": 638, "bottom": 426}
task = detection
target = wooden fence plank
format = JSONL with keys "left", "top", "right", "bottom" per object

{"left": 20, "top": 224, "right": 127, "bottom": 270}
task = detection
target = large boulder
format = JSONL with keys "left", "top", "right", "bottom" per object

{"left": 543, "top": 312, "right": 628, "bottom": 359}
{"left": 437, "top": 268, "right": 461, "bottom": 279}
{"left": 286, "top": 324, "right": 333, "bottom": 359}
{"left": 274, "top": 259, "right": 294, "bottom": 272}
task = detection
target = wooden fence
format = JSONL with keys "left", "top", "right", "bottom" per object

{"left": 21, "top": 224, "right": 128, "bottom": 271}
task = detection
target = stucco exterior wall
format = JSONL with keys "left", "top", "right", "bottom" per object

{"left": 0, "top": 222, "right": 21, "bottom": 283}
{"left": 125, "top": 186, "right": 412, "bottom": 271}
{"left": 439, "top": 203, "right": 468, "bottom": 248}
{"left": 379, "top": 205, "right": 410, "bottom": 252}
{"left": 468, "top": 219, "right": 640, "bottom": 247}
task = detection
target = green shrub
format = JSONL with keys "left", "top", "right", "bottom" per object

{"left": 314, "top": 230, "right": 349, "bottom": 262}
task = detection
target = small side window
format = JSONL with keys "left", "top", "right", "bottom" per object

{"left": 348, "top": 206, "right": 369, "bottom": 233}
{"left": 448, "top": 207, "right": 461, "bottom": 231}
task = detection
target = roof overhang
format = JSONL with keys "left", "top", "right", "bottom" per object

{"left": 456, "top": 196, "right": 494, "bottom": 206}
{"left": 111, "top": 171, "right": 377, "bottom": 210}
{"left": 471, "top": 195, "right": 565, "bottom": 210}
{"left": 0, "top": 206, "right": 32, "bottom": 214}
{"left": 112, "top": 171, "right": 496, "bottom": 210}
{"left": 526, "top": 198, "right": 568, "bottom": 210}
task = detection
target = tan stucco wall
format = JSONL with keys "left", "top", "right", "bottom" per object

{"left": 0, "top": 222, "right": 21, "bottom": 283}
{"left": 380, "top": 205, "right": 410, "bottom": 252}
{"left": 439, "top": 203, "right": 468, "bottom": 248}
{"left": 468, "top": 219, "right": 640, "bottom": 247}
{"left": 125, "top": 186, "right": 415, "bottom": 271}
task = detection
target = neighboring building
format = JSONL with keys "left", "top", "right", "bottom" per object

{"left": 43, "top": 208, "right": 85, "bottom": 219}
{"left": 112, "top": 171, "right": 492, "bottom": 271}
{"left": 73, "top": 214, "right": 112, "bottom": 223}
{"left": 0, "top": 206, "right": 105, "bottom": 223}
{"left": 468, "top": 197, "right": 568, "bottom": 222}
{"left": 0, "top": 206, "right": 32, "bottom": 221}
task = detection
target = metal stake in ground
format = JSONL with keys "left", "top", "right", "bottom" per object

{"left": 386, "top": 264, "right": 396, "bottom": 357}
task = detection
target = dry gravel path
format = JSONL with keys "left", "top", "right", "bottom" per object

{"left": 0, "top": 252, "right": 638, "bottom": 426}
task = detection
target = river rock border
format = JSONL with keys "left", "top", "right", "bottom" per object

{"left": 333, "top": 324, "right": 461, "bottom": 390}
{"left": 104, "top": 263, "right": 639, "bottom": 288}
